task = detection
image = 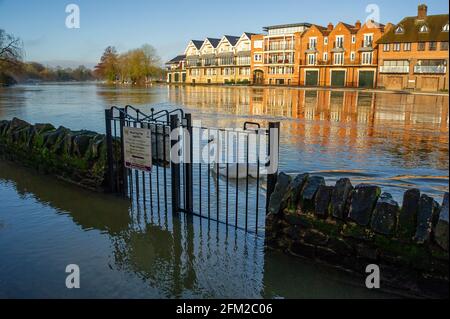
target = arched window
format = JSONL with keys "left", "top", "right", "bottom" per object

{"left": 395, "top": 26, "right": 404, "bottom": 34}
{"left": 443, "top": 23, "right": 449, "bottom": 32}
{"left": 419, "top": 25, "right": 429, "bottom": 33}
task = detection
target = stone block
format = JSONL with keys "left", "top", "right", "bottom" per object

{"left": 398, "top": 189, "right": 420, "bottom": 241}
{"left": 434, "top": 193, "right": 449, "bottom": 251}
{"left": 267, "top": 172, "right": 291, "bottom": 215}
{"left": 314, "top": 185, "right": 334, "bottom": 218}
{"left": 330, "top": 178, "right": 353, "bottom": 220}
{"left": 348, "top": 184, "right": 381, "bottom": 226}
{"left": 414, "top": 194, "right": 440, "bottom": 244}
{"left": 370, "top": 193, "right": 399, "bottom": 236}
{"left": 300, "top": 175, "right": 325, "bottom": 211}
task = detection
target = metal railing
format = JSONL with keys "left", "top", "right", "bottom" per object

{"left": 379, "top": 66, "right": 410, "bottom": 73}
{"left": 414, "top": 65, "right": 447, "bottom": 74}
{"left": 104, "top": 105, "right": 280, "bottom": 235}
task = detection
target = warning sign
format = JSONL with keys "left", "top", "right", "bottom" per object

{"left": 123, "top": 126, "right": 152, "bottom": 172}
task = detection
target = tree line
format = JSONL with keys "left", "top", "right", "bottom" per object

{"left": 93, "top": 45, "right": 165, "bottom": 84}
{"left": 1, "top": 28, "right": 165, "bottom": 86}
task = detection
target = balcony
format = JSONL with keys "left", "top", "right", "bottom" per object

{"left": 379, "top": 66, "right": 410, "bottom": 73}
{"left": 264, "top": 44, "right": 295, "bottom": 52}
{"left": 359, "top": 40, "right": 374, "bottom": 52}
{"left": 305, "top": 43, "right": 318, "bottom": 53}
{"left": 414, "top": 65, "right": 447, "bottom": 74}
{"left": 331, "top": 42, "right": 345, "bottom": 53}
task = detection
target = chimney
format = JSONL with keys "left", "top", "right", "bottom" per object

{"left": 418, "top": 4, "right": 428, "bottom": 20}
{"left": 355, "top": 20, "right": 362, "bottom": 29}
{"left": 327, "top": 23, "right": 334, "bottom": 31}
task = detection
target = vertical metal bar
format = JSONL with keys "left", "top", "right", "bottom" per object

{"left": 216, "top": 129, "right": 220, "bottom": 222}
{"left": 266, "top": 122, "right": 280, "bottom": 214}
{"left": 225, "top": 130, "right": 229, "bottom": 225}
{"left": 245, "top": 133, "right": 249, "bottom": 232}
{"left": 119, "top": 109, "right": 128, "bottom": 197}
{"left": 163, "top": 122, "right": 168, "bottom": 212}
{"left": 170, "top": 115, "right": 180, "bottom": 214}
{"left": 255, "top": 129, "right": 261, "bottom": 234}
{"left": 207, "top": 129, "right": 211, "bottom": 219}
{"left": 235, "top": 131, "right": 239, "bottom": 227}
{"left": 184, "top": 113, "right": 193, "bottom": 214}
{"left": 104, "top": 109, "right": 115, "bottom": 193}
{"left": 199, "top": 129, "right": 202, "bottom": 217}
{"left": 155, "top": 123, "right": 160, "bottom": 211}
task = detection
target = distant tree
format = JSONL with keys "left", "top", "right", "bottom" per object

{"left": 94, "top": 46, "right": 119, "bottom": 82}
{"left": 0, "top": 29, "right": 23, "bottom": 85}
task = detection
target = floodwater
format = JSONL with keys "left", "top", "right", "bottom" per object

{"left": 0, "top": 83, "right": 448, "bottom": 298}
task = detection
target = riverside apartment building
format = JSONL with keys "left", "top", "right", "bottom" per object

{"left": 377, "top": 4, "right": 449, "bottom": 91}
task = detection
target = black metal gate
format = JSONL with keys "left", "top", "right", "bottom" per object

{"left": 105, "top": 105, "right": 280, "bottom": 234}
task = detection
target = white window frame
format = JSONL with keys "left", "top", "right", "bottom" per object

{"left": 404, "top": 43, "right": 411, "bottom": 51}
{"left": 307, "top": 53, "right": 316, "bottom": 65}
{"left": 350, "top": 51, "right": 355, "bottom": 62}
{"left": 333, "top": 52, "right": 344, "bottom": 65}
{"left": 309, "top": 37, "right": 317, "bottom": 49}
{"left": 362, "top": 52, "right": 373, "bottom": 65}
{"left": 324, "top": 37, "right": 328, "bottom": 45}
{"left": 420, "top": 25, "right": 429, "bottom": 33}
{"left": 395, "top": 26, "right": 404, "bottom": 34}
{"left": 352, "top": 35, "right": 356, "bottom": 44}
{"left": 443, "top": 23, "right": 449, "bottom": 32}
{"left": 383, "top": 43, "right": 390, "bottom": 51}
{"left": 336, "top": 36, "right": 344, "bottom": 48}
{"left": 323, "top": 52, "right": 328, "bottom": 62}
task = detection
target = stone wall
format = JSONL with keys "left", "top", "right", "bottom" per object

{"left": 266, "top": 172, "right": 449, "bottom": 298}
{"left": 0, "top": 118, "right": 109, "bottom": 191}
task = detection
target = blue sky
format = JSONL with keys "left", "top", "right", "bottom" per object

{"left": 0, "top": 0, "right": 448, "bottom": 68}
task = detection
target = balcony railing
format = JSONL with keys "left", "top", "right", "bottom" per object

{"left": 414, "top": 65, "right": 447, "bottom": 74}
{"left": 379, "top": 66, "right": 410, "bottom": 73}
{"left": 265, "top": 44, "right": 295, "bottom": 51}
{"left": 362, "top": 40, "right": 373, "bottom": 48}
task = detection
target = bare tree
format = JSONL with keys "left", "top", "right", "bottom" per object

{"left": 0, "top": 29, "right": 23, "bottom": 71}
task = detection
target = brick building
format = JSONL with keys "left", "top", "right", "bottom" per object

{"left": 377, "top": 4, "right": 449, "bottom": 91}
{"left": 298, "top": 20, "right": 387, "bottom": 88}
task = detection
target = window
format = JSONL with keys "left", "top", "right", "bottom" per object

{"left": 393, "top": 43, "right": 401, "bottom": 51}
{"left": 254, "top": 54, "right": 262, "bottom": 62}
{"left": 395, "top": 26, "right": 404, "bottom": 34}
{"left": 254, "top": 40, "right": 263, "bottom": 49}
{"left": 364, "top": 34, "right": 373, "bottom": 47}
{"left": 443, "top": 23, "right": 449, "bottom": 32}
{"left": 307, "top": 54, "right": 316, "bottom": 65}
{"left": 309, "top": 37, "right": 317, "bottom": 49}
{"left": 404, "top": 43, "right": 411, "bottom": 51}
{"left": 333, "top": 53, "right": 344, "bottom": 65}
{"left": 336, "top": 36, "right": 344, "bottom": 48}
{"left": 362, "top": 52, "right": 373, "bottom": 65}
{"left": 441, "top": 42, "right": 449, "bottom": 51}
{"left": 324, "top": 37, "right": 328, "bottom": 45}
{"left": 383, "top": 44, "right": 390, "bottom": 52}
{"left": 418, "top": 42, "right": 426, "bottom": 51}
{"left": 429, "top": 42, "right": 437, "bottom": 51}
{"left": 350, "top": 51, "right": 355, "bottom": 62}
{"left": 323, "top": 52, "right": 328, "bottom": 62}
{"left": 419, "top": 25, "right": 429, "bottom": 33}
{"left": 352, "top": 35, "right": 356, "bottom": 44}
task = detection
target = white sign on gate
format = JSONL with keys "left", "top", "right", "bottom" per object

{"left": 123, "top": 127, "right": 152, "bottom": 172}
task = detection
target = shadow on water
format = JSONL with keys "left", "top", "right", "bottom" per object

{"left": 0, "top": 161, "right": 395, "bottom": 298}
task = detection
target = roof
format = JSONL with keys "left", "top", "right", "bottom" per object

{"left": 191, "top": 40, "right": 204, "bottom": 50}
{"left": 243, "top": 32, "right": 259, "bottom": 38}
{"left": 206, "top": 37, "right": 221, "bottom": 48}
{"left": 166, "top": 55, "right": 186, "bottom": 65}
{"left": 377, "top": 14, "right": 449, "bottom": 43}
{"left": 263, "top": 22, "right": 312, "bottom": 31}
{"left": 223, "top": 35, "right": 240, "bottom": 46}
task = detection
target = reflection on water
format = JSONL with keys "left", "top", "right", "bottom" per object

{"left": 0, "top": 162, "right": 393, "bottom": 298}
{"left": 0, "top": 83, "right": 448, "bottom": 201}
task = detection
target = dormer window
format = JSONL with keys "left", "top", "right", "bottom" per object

{"left": 443, "top": 23, "right": 449, "bottom": 32}
{"left": 419, "top": 25, "right": 429, "bottom": 33}
{"left": 395, "top": 26, "right": 404, "bottom": 34}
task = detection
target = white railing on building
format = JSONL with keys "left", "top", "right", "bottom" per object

{"left": 379, "top": 66, "right": 410, "bottom": 73}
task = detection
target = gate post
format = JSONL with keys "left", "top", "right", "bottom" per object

{"left": 104, "top": 108, "right": 115, "bottom": 193}
{"left": 170, "top": 114, "right": 181, "bottom": 214}
{"left": 119, "top": 108, "right": 128, "bottom": 197}
{"left": 266, "top": 122, "right": 280, "bottom": 214}
{"left": 184, "top": 113, "right": 194, "bottom": 214}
